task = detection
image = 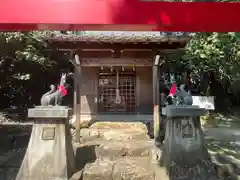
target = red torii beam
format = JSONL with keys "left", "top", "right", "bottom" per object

{"left": 0, "top": 0, "right": 239, "bottom": 32}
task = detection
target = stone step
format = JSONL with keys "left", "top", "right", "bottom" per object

{"left": 89, "top": 122, "right": 148, "bottom": 132}
{"left": 72, "top": 128, "right": 150, "bottom": 142}
{"left": 95, "top": 140, "right": 154, "bottom": 159}
{"left": 98, "top": 128, "right": 149, "bottom": 141}
{"left": 74, "top": 140, "right": 155, "bottom": 160}
{"left": 82, "top": 157, "right": 156, "bottom": 180}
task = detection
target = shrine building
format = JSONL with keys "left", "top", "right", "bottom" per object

{"left": 44, "top": 31, "right": 189, "bottom": 123}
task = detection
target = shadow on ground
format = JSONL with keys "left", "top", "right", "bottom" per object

{"left": 201, "top": 111, "right": 240, "bottom": 129}
{"left": 206, "top": 138, "right": 240, "bottom": 179}
{"left": 0, "top": 124, "right": 31, "bottom": 153}
{"left": 154, "top": 136, "right": 240, "bottom": 180}
{"left": 75, "top": 145, "right": 97, "bottom": 172}
{"left": 0, "top": 124, "right": 31, "bottom": 180}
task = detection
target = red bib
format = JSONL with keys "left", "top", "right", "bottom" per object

{"left": 169, "top": 83, "right": 177, "bottom": 96}
{"left": 57, "top": 85, "right": 67, "bottom": 96}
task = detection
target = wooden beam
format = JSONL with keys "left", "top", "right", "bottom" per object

{"left": 80, "top": 58, "right": 153, "bottom": 67}
{"left": 73, "top": 67, "right": 77, "bottom": 115}
{"left": 46, "top": 48, "right": 186, "bottom": 54}
{"left": 72, "top": 52, "right": 77, "bottom": 115}
{"left": 74, "top": 54, "right": 82, "bottom": 143}
{"left": 153, "top": 55, "right": 160, "bottom": 141}
{"left": 47, "top": 42, "right": 187, "bottom": 50}
{"left": 81, "top": 49, "right": 114, "bottom": 52}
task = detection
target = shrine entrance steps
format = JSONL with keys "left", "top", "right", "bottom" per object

{"left": 70, "top": 121, "right": 236, "bottom": 180}
{"left": 70, "top": 122, "right": 168, "bottom": 180}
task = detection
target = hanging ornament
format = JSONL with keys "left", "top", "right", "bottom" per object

{"left": 115, "top": 71, "right": 121, "bottom": 104}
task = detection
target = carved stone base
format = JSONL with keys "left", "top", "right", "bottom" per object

{"left": 162, "top": 117, "right": 207, "bottom": 168}
{"left": 16, "top": 107, "right": 75, "bottom": 180}
{"left": 160, "top": 117, "right": 219, "bottom": 179}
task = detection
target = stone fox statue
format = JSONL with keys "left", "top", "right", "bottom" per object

{"left": 40, "top": 73, "right": 67, "bottom": 106}
{"left": 166, "top": 84, "right": 193, "bottom": 105}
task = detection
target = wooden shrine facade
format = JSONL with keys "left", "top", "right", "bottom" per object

{"left": 44, "top": 31, "right": 189, "bottom": 125}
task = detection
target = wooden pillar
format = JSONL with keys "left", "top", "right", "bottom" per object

{"left": 153, "top": 55, "right": 160, "bottom": 141}
{"left": 73, "top": 66, "right": 77, "bottom": 115}
{"left": 74, "top": 54, "right": 81, "bottom": 143}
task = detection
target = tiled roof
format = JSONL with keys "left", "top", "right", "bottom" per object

{"left": 44, "top": 31, "right": 189, "bottom": 43}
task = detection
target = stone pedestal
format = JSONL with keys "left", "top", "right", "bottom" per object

{"left": 16, "top": 106, "right": 75, "bottom": 180}
{"left": 161, "top": 105, "right": 207, "bottom": 167}
{"left": 163, "top": 117, "right": 206, "bottom": 164}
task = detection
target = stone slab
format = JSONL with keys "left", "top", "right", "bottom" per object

{"left": 98, "top": 129, "right": 149, "bottom": 141}
{"left": 69, "top": 170, "right": 83, "bottom": 180}
{"left": 82, "top": 160, "right": 114, "bottom": 180}
{"left": 82, "top": 140, "right": 153, "bottom": 160}
{"left": 112, "top": 158, "right": 155, "bottom": 180}
{"left": 162, "top": 105, "right": 206, "bottom": 117}
{"left": 28, "top": 106, "right": 73, "bottom": 119}
{"left": 83, "top": 158, "right": 156, "bottom": 180}
{"left": 69, "top": 115, "right": 154, "bottom": 129}
{"left": 78, "top": 128, "right": 149, "bottom": 142}
{"left": 72, "top": 128, "right": 100, "bottom": 143}
{"left": 90, "top": 122, "right": 148, "bottom": 132}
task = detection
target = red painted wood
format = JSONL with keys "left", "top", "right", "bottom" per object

{"left": 0, "top": 1, "right": 239, "bottom": 31}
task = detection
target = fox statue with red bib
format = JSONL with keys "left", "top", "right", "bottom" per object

{"left": 40, "top": 73, "right": 68, "bottom": 106}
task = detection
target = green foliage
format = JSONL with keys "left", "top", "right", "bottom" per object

{"left": 0, "top": 31, "right": 72, "bottom": 110}
{"left": 161, "top": 32, "right": 240, "bottom": 109}
{"left": 0, "top": 31, "right": 52, "bottom": 65}
{"left": 0, "top": 31, "right": 51, "bottom": 89}
{"left": 183, "top": 32, "right": 240, "bottom": 81}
